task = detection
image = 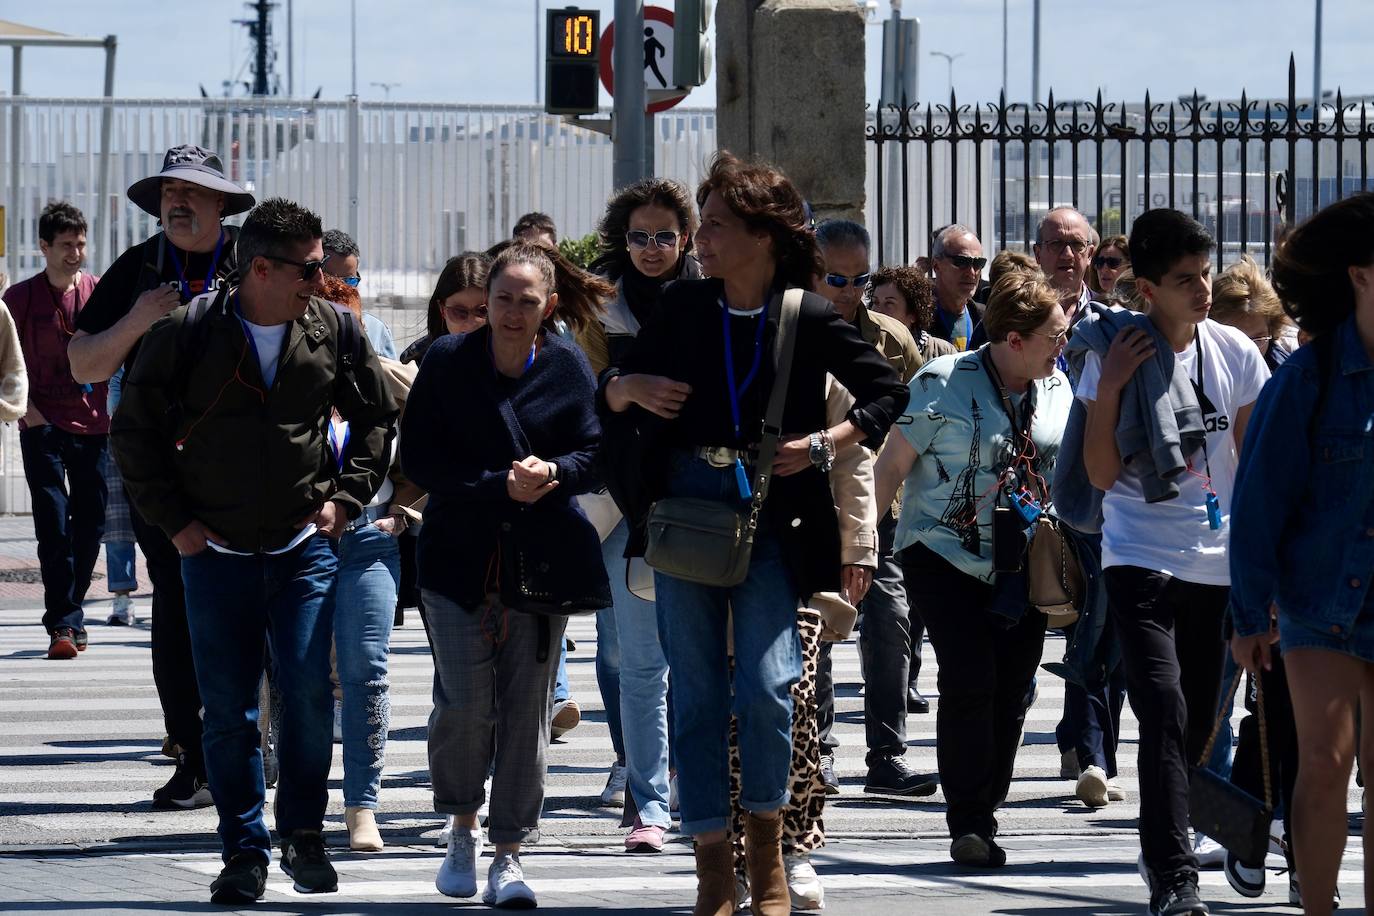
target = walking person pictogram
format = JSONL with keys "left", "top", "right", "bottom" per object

{"left": 644, "top": 27, "right": 667, "bottom": 88}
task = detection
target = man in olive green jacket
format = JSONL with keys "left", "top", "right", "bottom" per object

{"left": 111, "top": 198, "right": 396, "bottom": 905}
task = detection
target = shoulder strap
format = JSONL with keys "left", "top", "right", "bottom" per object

{"left": 131, "top": 233, "right": 167, "bottom": 300}
{"left": 329, "top": 303, "right": 364, "bottom": 375}
{"left": 750, "top": 287, "right": 803, "bottom": 506}
{"left": 169, "top": 283, "right": 231, "bottom": 418}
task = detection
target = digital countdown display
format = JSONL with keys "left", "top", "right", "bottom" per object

{"left": 549, "top": 10, "right": 599, "bottom": 59}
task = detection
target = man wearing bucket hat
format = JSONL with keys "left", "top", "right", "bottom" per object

{"left": 69, "top": 145, "right": 253, "bottom": 811}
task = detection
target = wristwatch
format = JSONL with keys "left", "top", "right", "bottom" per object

{"left": 808, "top": 431, "right": 836, "bottom": 473}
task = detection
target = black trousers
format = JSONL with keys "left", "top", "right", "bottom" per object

{"left": 1105, "top": 565, "right": 1228, "bottom": 884}
{"left": 129, "top": 499, "right": 205, "bottom": 776}
{"left": 903, "top": 543, "right": 1047, "bottom": 839}
{"left": 1229, "top": 650, "right": 1299, "bottom": 865}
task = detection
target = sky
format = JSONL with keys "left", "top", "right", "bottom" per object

{"left": 7, "top": 0, "right": 1372, "bottom": 108}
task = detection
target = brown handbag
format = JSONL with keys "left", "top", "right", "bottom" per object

{"left": 1028, "top": 514, "right": 1085, "bottom": 627}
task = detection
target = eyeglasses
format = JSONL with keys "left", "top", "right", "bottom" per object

{"left": 1026, "top": 329, "right": 1070, "bottom": 346}
{"left": 943, "top": 254, "right": 988, "bottom": 271}
{"left": 823, "top": 271, "right": 871, "bottom": 289}
{"left": 1093, "top": 255, "right": 1126, "bottom": 269}
{"left": 1040, "top": 238, "right": 1090, "bottom": 255}
{"left": 443, "top": 303, "right": 489, "bottom": 322}
{"left": 1248, "top": 335, "right": 1272, "bottom": 348}
{"left": 343, "top": 275, "right": 362, "bottom": 288}
{"left": 626, "top": 229, "right": 680, "bottom": 251}
{"left": 264, "top": 253, "right": 329, "bottom": 282}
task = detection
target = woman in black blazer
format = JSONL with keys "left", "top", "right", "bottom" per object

{"left": 598, "top": 152, "right": 906, "bottom": 916}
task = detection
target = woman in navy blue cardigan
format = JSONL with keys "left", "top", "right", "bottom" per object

{"left": 400, "top": 243, "right": 602, "bottom": 909}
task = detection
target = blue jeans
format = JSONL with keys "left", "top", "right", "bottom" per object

{"left": 655, "top": 455, "right": 801, "bottom": 836}
{"left": 20, "top": 425, "right": 107, "bottom": 634}
{"left": 182, "top": 536, "right": 337, "bottom": 864}
{"left": 596, "top": 605, "right": 625, "bottom": 761}
{"left": 333, "top": 523, "right": 400, "bottom": 809}
{"left": 554, "top": 642, "right": 570, "bottom": 704}
{"left": 606, "top": 519, "right": 671, "bottom": 827}
{"left": 105, "top": 540, "right": 138, "bottom": 593}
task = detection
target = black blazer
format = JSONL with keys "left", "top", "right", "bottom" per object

{"left": 597, "top": 278, "right": 907, "bottom": 597}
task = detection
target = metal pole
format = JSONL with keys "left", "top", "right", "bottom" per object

{"left": 350, "top": 0, "right": 357, "bottom": 96}
{"left": 612, "top": 0, "right": 646, "bottom": 189}
{"left": 643, "top": 113, "right": 655, "bottom": 178}
{"left": 1032, "top": 0, "right": 1041, "bottom": 104}
{"left": 534, "top": 0, "right": 540, "bottom": 105}
{"left": 95, "top": 37, "right": 116, "bottom": 271}
{"left": 1002, "top": 0, "right": 1008, "bottom": 100}
{"left": 347, "top": 93, "right": 360, "bottom": 242}
{"left": 287, "top": 0, "right": 294, "bottom": 96}
{"left": 8, "top": 46, "right": 20, "bottom": 285}
{"left": 1313, "top": 0, "right": 1323, "bottom": 110}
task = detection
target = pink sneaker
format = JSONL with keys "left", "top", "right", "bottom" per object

{"left": 624, "top": 818, "right": 665, "bottom": 853}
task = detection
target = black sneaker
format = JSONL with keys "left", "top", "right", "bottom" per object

{"left": 210, "top": 852, "right": 267, "bottom": 905}
{"left": 818, "top": 755, "right": 840, "bottom": 796}
{"left": 864, "top": 755, "right": 939, "bottom": 796}
{"left": 152, "top": 755, "right": 213, "bottom": 809}
{"left": 74, "top": 629, "right": 89, "bottom": 651}
{"left": 280, "top": 829, "right": 338, "bottom": 894}
{"left": 1149, "top": 874, "right": 1209, "bottom": 916}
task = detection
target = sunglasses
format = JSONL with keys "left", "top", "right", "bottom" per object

{"left": 944, "top": 254, "right": 988, "bottom": 271}
{"left": 1093, "top": 255, "right": 1126, "bottom": 269}
{"left": 264, "top": 253, "right": 329, "bottom": 282}
{"left": 824, "top": 271, "right": 871, "bottom": 289}
{"left": 626, "top": 229, "right": 680, "bottom": 251}
{"left": 343, "top": 275, "right": 362, "bottom": 288}
{"left": 443, "top": 303, "right": 489, "bottom": 322}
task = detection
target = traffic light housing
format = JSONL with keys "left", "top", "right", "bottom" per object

{"left": 545, "top": 7, "right": 600, "bottom": 115}
{"left": 673, "top": 0, "right": 712, "bottom": 88}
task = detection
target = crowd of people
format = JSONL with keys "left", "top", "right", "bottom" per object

{"left": 0, "top": 140, "right": 1371, "bottom": 916}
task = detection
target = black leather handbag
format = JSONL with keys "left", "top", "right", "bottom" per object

{"left": 1188, "top": 668, "right": 1272, "bottom": 866}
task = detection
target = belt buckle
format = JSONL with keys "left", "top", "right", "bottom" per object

{"left": 702, "top": 446, "right": 736, "bottom": 468}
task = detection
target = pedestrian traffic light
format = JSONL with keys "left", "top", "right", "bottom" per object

{"left": 673, "top": 0, "right": 712, "bottom": 88}
{"left": 545, "top": 7, "right": 601, "bottom": 115}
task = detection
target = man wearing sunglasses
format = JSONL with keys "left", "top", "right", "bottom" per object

{"left": 69, "top": 144, "right": 254, "bottom": 812}
{"left": 322, "top": 228, "right": 397, "bottom": 359}
{"left": 113, "top": 198, "right": 398, "bottom": 905}
{"left": 930, "top": 224, "right": 989, "bottom": 352}
{"left": 1033, "top": 207, "right": 1098, "bottom": 326}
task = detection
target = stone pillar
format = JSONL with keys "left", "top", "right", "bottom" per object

{"left": 716, "top": 0, "right": 866, "bottom": 223}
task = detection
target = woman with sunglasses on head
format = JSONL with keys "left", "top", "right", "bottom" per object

{"left": 577, "top": 177, "right": 701, "bottom": 852}
{"left": 873, "top": 271, "right": 1074, "bottom": 868}
{"left": 399, "top": 253, "right": 491, "bottom": 368}
{"left": 599, "top": 152, "right": 907, "bottom": 916}
{"left": 1088, "top": 235, "right": 1130, "bottom": 301}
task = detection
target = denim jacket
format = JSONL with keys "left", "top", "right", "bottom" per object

{"left": 1229, "top": 316, "right": 1374, "bottom": 638}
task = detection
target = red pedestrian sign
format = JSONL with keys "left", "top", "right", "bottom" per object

{"left": 598, "top": 6, "right": 689, "bottom": 114}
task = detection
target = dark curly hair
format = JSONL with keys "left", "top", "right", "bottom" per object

{"left": 595, "top": 178, "right": 697, "bottom": 281}
{"left": 1270, "top": 192, "right": 1374, "bottom": 339}
{"left": 695, "top": 151, "right": 823, "bottom": 290}
{"left": 869, "top": 265, "right": 934, "bottom": 333}
{"left": 425, "top": 252, "right": 490, "bottom": 340}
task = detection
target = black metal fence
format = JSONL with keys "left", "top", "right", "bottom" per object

{"left": 867, "top": 57, "right": 1374, "bottom": 269}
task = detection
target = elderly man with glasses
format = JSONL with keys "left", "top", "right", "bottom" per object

{"left": 1033, "top": 207, "right": 1098, "bottom": 326}
{"left": 930, "top": 224, "right": 989, "bottom": 352}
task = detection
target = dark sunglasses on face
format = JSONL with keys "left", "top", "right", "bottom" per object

{"left": 824, "top": 271, "right": 871, "bottom": 289}
{"left": 264, "top": 253, "right": 329, "bottom": 282}
{"left": 344, "top": 275, "right": 362, "bottom": 288}
{"left": 626, "top": 229, "right": 680, "bottom": 251}
{"left": 944, "top": 254, "right": 988, "bottom": 271}
{"left": 443, "top": 303, "right": 488, "bottom": 322}
{"left": 1093, "top": 255, "right": 1126, "bottom": 269}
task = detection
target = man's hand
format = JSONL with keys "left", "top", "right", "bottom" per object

{"left": 172, "top": 520, "right": 226, "bottom": 557}
{"left": 128, "top": 284, "right": 182, "bottom": 333}
{"left": 299, "top": 500, "right": 347, "bottom": 539}
{"left": 21, "top": 402, "right": 47, "bottom": 428}
{"left": 1098, "top": 327, "right": 1156, "bottom": 395}
{"left": 841, "top": 564, "right": 873, "bottom": 605}
{"left": 508, "top": 456, "right": 559, "bottom": 504}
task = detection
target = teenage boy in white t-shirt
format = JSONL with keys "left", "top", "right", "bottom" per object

{"left": 1077, "top": 209, "right": 1269, "bottom": 916}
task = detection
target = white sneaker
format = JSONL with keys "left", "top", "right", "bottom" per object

{"left": 1192, "top": 832, "right": 1225, "bottom": 868}
{"left": 1059, "top": 749, "right": 1080, "bottom": 780}
{"left": 107, "top": 594, "right": 134, "bottom": 626}
{"left": 332, "top": 700, "right": 343, "bottom": 743}
{"left": 1107, "top": 781, "right": 1126, "bottom": 801}
{"left": 784, "top": 853, "right": 824, "bottom": 910}
{"left": 483, "top": 851, "right": 537, "bottom": 908}
{"left": 436, "top": 828, "right": 479, "bottom": 898}
{"left": 1075, "top": 765, "right": 1109, "bottom": 808}
{"left": 436, "top": 815, "right": 484, "bottom": 849}
{"left": 600, "top": 761, "right": 628, "bottom": 807}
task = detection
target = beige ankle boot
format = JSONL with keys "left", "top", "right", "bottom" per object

{"left": 346, "top": 806, "right": 383, "bottom": 852}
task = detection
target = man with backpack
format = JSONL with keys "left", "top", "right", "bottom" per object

{"left": 111, "top": 197, "right": 397, "bottom": 904}
{"left": 69, "top": 145, "right": 253, "bottom": 809}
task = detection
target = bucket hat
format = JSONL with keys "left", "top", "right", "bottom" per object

{"left": 127, "top": 145, "right": 255, "bottom": 218}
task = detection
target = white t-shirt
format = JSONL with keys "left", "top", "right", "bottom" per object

{"left": 243, "top": 319, "right": 289, "bottom": 389}
{"left": 1077, "top": 319, "right": 1269, "bottom": 585}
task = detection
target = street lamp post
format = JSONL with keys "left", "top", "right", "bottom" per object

{"left": 929, "top": 50, "right": 963, "bottom": 99}
{"left": 371, "top": 81, "right": 401, "bottom": 100}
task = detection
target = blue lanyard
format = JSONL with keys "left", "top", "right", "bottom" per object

{"left": 233, "top": 293, "right": 271, "bottom": 388}
{"left": 327, "top": 419, "right": 351, "bottom": 471}
{"left": 721, "top": 301, "right": 768, "bottom": 439}
{"left": 166, "top": 231, "right": 225, "bottom": 300}
{"left": 488, "top": 331, "right": 536, "bottom": 376}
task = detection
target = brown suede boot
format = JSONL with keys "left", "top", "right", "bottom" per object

{"left": 692, "top": 838, "right": 736, "bottom": 916}
{"left": 744, "top": 814, "right": 788, "bottom": 916}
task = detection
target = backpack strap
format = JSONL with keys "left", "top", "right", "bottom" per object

{"left": 168, "top": 284, "right": 232, "bottom": 427}
{"left": 327, "top": 303, "right": 366, "bottom": 393}
{"left": 131, "top": 233, "right": 167, "bottom": 301}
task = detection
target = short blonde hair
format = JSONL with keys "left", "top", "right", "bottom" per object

{"left": 987, "top": 249, "right": 1038, "bottom": 290}
{"left": 1212, "top": 254, "right": 1290, "bottom": 336}
{"left": 983, "top": 271, "right": 1060, "bottom": 342}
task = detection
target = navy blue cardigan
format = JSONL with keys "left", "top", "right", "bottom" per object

{"left": 400, "top": 327, "right": 602, "bottom": 608}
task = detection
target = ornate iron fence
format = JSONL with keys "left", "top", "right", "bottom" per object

{"left": 867, "top": 57, "right": 1374, "bottom": 269}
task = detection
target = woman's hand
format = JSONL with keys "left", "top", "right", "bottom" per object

{"left": 1230, "top": 628, "right": 1278, "bottom": 675}
{"left": 841, "top": 564, "right": 873, "bottom": 605}
{"left": 508, "top": 455, "right": 559, "bottom": 504}
{"left": 608, "top": 373, "right": 692, "bottom": 419}
{"left": 773, "top": 435, "right": 814, "bottom": 476}
{"left": 1098, "top": 327, "right": 1156, "bottom": 396}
